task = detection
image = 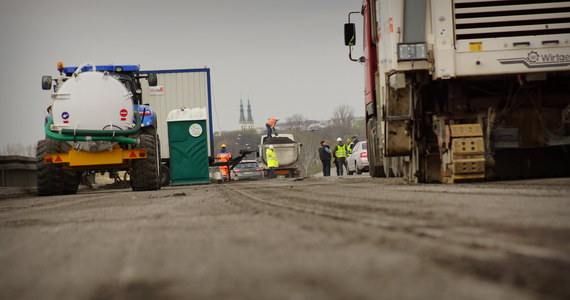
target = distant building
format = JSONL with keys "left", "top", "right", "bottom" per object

{"left": 239, "top": 98, "right": 254, "bottom": 130}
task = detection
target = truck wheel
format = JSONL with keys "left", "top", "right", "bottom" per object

{"left": 160, "top": 164, "right": 171, "bottom": 187}
{"left": 367, "top": 117, "right": 386, "bottom": 178}
{"left": 63, "top": 169, "right": 80, "bottom": 194}
{"left": 37, "top": 138, "right": 78, "bottom": 196}
{"left": 131, "top": 128, "right": 161, "bottom": 191}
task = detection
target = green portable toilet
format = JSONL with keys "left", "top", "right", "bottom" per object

{"left": 167, "top": 108, "right": 210, "bottom": 184}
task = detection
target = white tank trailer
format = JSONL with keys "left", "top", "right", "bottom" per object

{"left": 38, "top": 62, "right": 163, "bottom": 195}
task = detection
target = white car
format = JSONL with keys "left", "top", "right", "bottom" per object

{"left": 347, "top": 141, "right": 368, "bottom": 175}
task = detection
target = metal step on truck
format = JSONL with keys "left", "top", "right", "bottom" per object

{"left": 38, "top": 62, "right": 162, "bottom": 195}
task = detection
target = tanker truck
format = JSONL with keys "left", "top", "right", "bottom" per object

{"left": 259, "top": 134, "right": 302, "bottom": 178}
{"left": 37, "top": 62, "right": 162, "bottom": 195}
{"left": 345, "top": 0, "right": 570, "bottom": 183}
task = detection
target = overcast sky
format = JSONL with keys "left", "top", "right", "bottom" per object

{"left": 0, "top": 0, "right": 364, "bottom": 150}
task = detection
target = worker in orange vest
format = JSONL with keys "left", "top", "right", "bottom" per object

{"left": 216, "top": 144, "right": 232, "bottom": 181}
{"left": 266, "top": 118, "right": 279, "bottom": 139}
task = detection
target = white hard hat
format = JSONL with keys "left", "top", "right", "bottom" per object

{"left": 336, "top": 137, "right": 342, "bottom": 142}
{"left": 269, "top": 145, "right": 274, "bottom": 149}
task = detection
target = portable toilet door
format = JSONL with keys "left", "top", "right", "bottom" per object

{"left": 167, "top": 108, "right": 209, "bottom": 184}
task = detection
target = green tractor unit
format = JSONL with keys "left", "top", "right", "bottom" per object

{"left": 38, "top": 62, "right": 164, "bottom": 195}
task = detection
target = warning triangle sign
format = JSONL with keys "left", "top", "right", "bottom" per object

{"left": 129, "top": 151, "right": 137, "bottom": 158}
{"left": 55, "top": 155, "right": 62, "bottom": 162}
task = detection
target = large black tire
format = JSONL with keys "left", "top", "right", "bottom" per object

{"left": 131, "top": 128, "right": 161, "bottom": 191}
{"left": 367, "top": 117, "right": 386, "bottom": 178}
{"left": 37, "top": 138, "right": 79, "bottom": 196}
{"left": 62, "top": 169, "right": 80, "bottom": 194}
{"left": 160, "top": 164, "right": 171, "bottom": 187}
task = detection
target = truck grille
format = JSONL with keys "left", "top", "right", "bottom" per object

{"left": 454, "top": 0, "right": 570, "bottom": 40}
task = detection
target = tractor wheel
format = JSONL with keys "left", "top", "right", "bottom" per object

{"left": 131, "top": 128, "right": 161, "bottom": 191}
{"left": 62, "top": 169, "right": 80, "bottom": 194}
{"left": 37, "top": 138, "right": 78, "bottom": 196}
{"left": 160, "top": 164, "right": 171, "bottom": 187}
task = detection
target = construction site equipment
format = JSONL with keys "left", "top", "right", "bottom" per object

{"left": 345, "top": 0, "right": 570, "bottom": 183}
{"left": 38, "top": 62, "right": 161, "bottom": 195}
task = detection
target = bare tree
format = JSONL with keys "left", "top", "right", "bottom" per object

{"left": 331, "top": 105, "right": 354, "bottom": 128}
{"left": 292, "top": 129, "right": 324, "bottom": 176}
{"left": 286, "top": 114, "right": 308, "bottom": 131}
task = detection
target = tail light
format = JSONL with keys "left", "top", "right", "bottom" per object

{"left": 294, "top": 170, "right": 300, "bottom": 174}
{"left": 255, "top": 168, "right": 262, "bottom": 171}
{"left": 360, "top": 152, "right": 367, "bottom": 158}
{"left": 234, "top": 170, "right": 241, "bottom": 173}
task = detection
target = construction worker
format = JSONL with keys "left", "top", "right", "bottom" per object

{"left": 318, "top": 141, "right": 332, "bottom": 176}
{"left": 266, "top": 118, "right": 279, "bottom": 139}
{"left": 266, "top": 145, "right": 278, "bottom": 179}
{"left": 332, "top": 137, "right": 348, "bottom": 176}
{"left": 350, "top": 136, "right": 359, "bottom": 152}
{"left": 346, "top": 138, "right": 353, "bottom": 155}
{"left": 216, "top": 144, "right": 232, "bottom": 181}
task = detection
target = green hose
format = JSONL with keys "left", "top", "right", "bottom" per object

{"left": 59, "top": 112, "right": 142, "bottom": 136}
{"left": 45, "top": 119, "right": 138, "bottom": 144}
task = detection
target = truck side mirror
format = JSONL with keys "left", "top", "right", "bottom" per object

{"left": 344, "top": 23, "right": 356, "bottom": 46}
{"left": 147, "top": 73, "right": 158, "bottom": 86}
{"left": 41, "top": 76, "right": 52, "bottom": 90}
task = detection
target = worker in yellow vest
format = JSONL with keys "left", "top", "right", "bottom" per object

{"left": 266, "top": 145, "right": 278, "bottom": 179}
{"left": 349, "top": 135, "right": 359, "bottom": 153}
{"left": 332, "top": 137, "right": 348, "bottom": 176}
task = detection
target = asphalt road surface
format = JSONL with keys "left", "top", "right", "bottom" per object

{"left": 1, "top": 176, "right": 569, "bottom": 300}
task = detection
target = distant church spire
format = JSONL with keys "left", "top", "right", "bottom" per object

{"left": 239, "top": 97, "right": 254, "bottom": 130}
{"left": 247, "top": 99, "right": 253, "bottom": 122}
{"left": 239, "top": 99, "right": 246, "bottom": 122}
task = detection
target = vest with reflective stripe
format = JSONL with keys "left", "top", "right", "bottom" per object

{"left": 216, "top": 152, "right": 232, "bottom": 162}
{"left": 336, "top": 145, "right": 347, "bottom": 158}
{"left": 266, "top": 149, "right": 278, "bottom": 168}
{"left": 348, "top": 142, "right": 354, "bottom": 154}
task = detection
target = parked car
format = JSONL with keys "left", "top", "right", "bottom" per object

{"left": 347, "top": 141, "right": 368, "bottom": 175}
{"left": 232, "top": 160, "right": 264, "bottom": 181}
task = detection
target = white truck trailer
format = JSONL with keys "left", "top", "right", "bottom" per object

{"left": 259, "top": 134, "right": 302, "bottom": 178}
